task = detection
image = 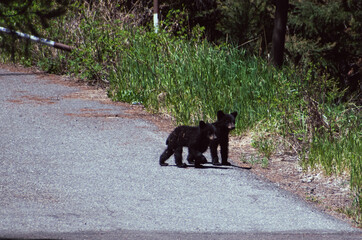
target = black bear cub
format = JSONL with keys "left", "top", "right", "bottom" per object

{"left": 159, "top": 121, "right": 216, "bottom": 168}
{"left": 210, "top": 110, "right": 237, "bottom": 166}
{"left": 187, "top": 110, "right": 237, "bottom": 166}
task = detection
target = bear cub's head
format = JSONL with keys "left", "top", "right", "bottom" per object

{"left": 199, "top": 121, "right": 217, "bottom": 140}
{"left": 216, "top": 110, "right": 238, "bottom": 130}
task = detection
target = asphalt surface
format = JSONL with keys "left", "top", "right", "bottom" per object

{"left": 0, "top": 67, "right": 361, "bottom": 240}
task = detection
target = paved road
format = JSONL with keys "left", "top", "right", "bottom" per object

{"left": 0, "top": 67, "right": 360, "bottom": 240}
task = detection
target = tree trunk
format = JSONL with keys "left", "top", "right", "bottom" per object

{"left": 272, "top": 0, "right": 289, "bottom": 68}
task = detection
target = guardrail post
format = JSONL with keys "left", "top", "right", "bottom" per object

{"left": 153, "top": 0, "right": 159, "bottom": 33}
{"left": 0, "top": 26, "right": 73, "bottom": 52}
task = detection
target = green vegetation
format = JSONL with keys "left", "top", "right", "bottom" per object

{"left": 0, "top": 1, "right": 360, "bottom": 224}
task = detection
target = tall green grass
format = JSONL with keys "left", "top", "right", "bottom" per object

{"left": 105, "top": 28, "right": 278, "bottom": 130}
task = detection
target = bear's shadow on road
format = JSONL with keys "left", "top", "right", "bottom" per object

{"left": 168, "top": 163, "right": 249, "bottom": 170}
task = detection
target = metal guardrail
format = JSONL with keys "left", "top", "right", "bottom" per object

{"left": 0, "top": 26, "right": 73, "bottom": 52}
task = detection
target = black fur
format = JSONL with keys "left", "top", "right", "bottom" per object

{"left": 187, "top": 110, "right": 237, "bottom": 166}
{"left": 210, "top": 110, "right": 237, "bottom": 165}
{"left": 159, "top": 121, "right": 216, "bottom": 168}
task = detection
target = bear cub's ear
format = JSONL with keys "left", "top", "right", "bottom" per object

{"left": 199, "top": 120, "right": 206, "bottom": 129}
{"left": 217, "top": 110, "right": 225, "bottom": 120}
{"left": 231, "top": 111, "right": 238, "bottom": 118}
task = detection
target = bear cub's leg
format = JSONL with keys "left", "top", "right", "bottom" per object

{"left": 159, "top": 141, "right": 187, "bottom": 168}
{"left": 174, "top": 146, "right": 187, "bottom": 168}
{"left": 159, "top": 148, "right": 173, "bottom": 166}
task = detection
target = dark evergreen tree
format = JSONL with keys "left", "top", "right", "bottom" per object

{"left": 287, "top": 0, "right": 362, "bottom": 94}
{"left": 0, "top": 0, "right": 69, "bottom": 35}
{"left": 159, "top": 0, "right": 221, "bottom": 41}
{"left": 216, "top": 0, "right": 274, "bottom": 55}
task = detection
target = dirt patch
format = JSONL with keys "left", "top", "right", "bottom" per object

{"left": 0, "top": 63, "right": 359, "bottom": 228}
{"left": 7, "top": 95, "right": 58, "bottom": 105}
